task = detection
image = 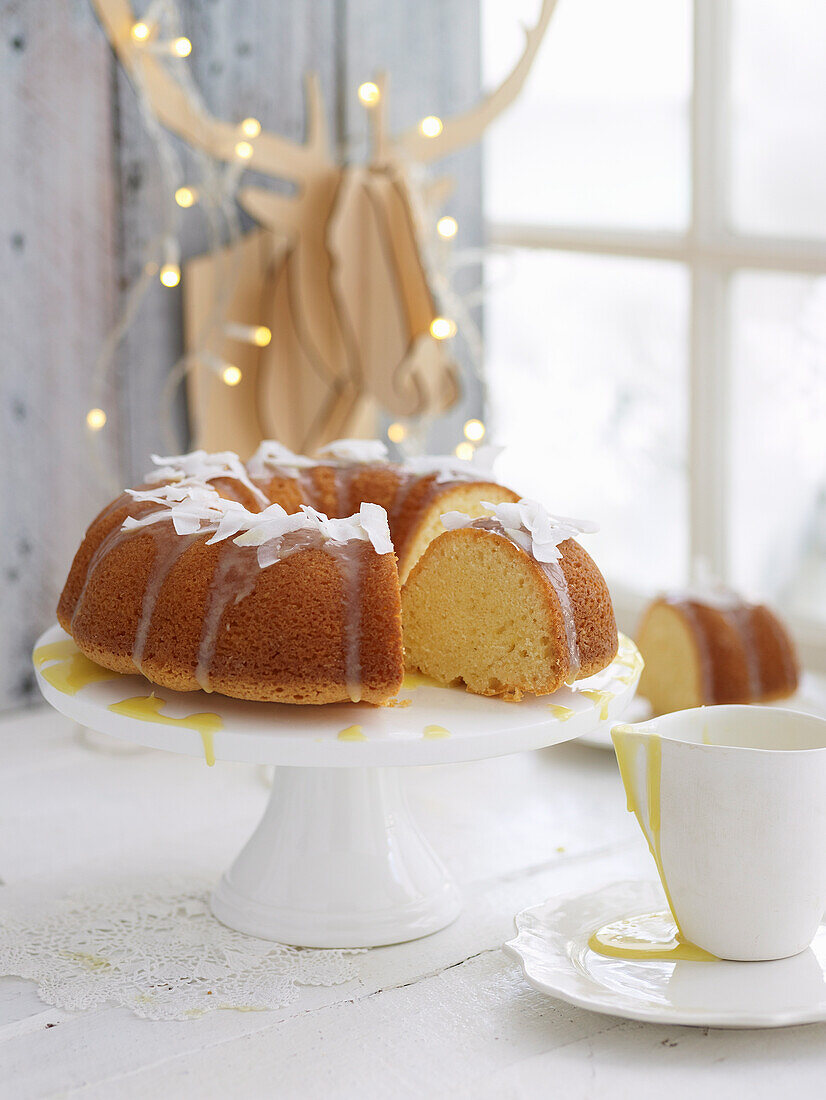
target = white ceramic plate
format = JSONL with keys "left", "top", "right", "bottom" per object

{"left": 577, "top": 673, "right": 826, "bottom": 751}
{"left": 505, "top": 880, "right": 826, "bottom": 1028}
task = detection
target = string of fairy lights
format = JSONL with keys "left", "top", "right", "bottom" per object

{"left": 86, "top": 9, "right": 487, "bottom": 474}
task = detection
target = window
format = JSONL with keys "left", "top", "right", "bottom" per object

{"left": 482, "top": 0, "right": 826, "bottom": 665}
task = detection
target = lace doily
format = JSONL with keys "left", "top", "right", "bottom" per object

{"left": 0, "top": 877, "right": 364, "bottom": 1020}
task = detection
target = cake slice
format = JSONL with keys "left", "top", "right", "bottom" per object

{"left": 401, "top": 500, "right": 617, "bottom": 699}
{"left": 636, "top": 592, "right": 799, "bottom": 716}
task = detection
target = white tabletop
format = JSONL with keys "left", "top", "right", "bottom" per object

{"left": 1, "top": 704, "right": 824, "bottom": 1099}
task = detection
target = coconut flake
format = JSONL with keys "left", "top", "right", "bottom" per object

{"left": 146, "top": 450, "right": 268, "bottom": 507}
{"left": 441, "top": 498, "right": 598, "bottom": 564}
{"left": 124, "top": 481, "right": 394, "bottom": 566}
{"left": 246, "top": 441, "right": 319, "bottom": 479}
{"left": 315, "top": 438, "right": 389, "bottom": 465}
{"left": 124, "top": 483, "right": 229, "bottom": 536}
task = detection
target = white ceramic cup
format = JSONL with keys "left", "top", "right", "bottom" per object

{"left": 611, "top": 705, "right": 826, "bottom": 961}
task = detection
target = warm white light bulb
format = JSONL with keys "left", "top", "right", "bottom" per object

{"left": 419, "top": 115, "right": 443, "bottom": 138}
{"left": 86, "top": 408, "right": 107, "bottom": 430}
{"left": 463, "top": 418, "right": 485, "bottom": 442}
{"left": 234, "top": 141, "right": 254, "bottom": 160}
{"left": 175, "top": 186, "right": 197, "bottom": 208}
{"left": 131, "top": 21, "right": 150, "bottom": 42}
{"left": 241, "top": 117, "right": 261, "bottom": 138}
{"left": 172, "top": 36, "right": 191, "bottom": 57}
{"left": 455, "top": 442, "right": 474, "bottom": 461}
{"left": 222, "top": 365, "right": 242, "bottom": 386}
{"left": 224, "top": 322, "right": 272, "bottom": 347}
{"left": 437, "top": 215, "right": 458, "bottom": 239}
{"left": 430, "top": 316, "right": 456, "bottom": 340}
{"left": 159, "top": 263, "right": 181, "bottom": 288}
{"left": 358, "top": 82, "right": 380, "bottom": 106}
{"left": 387, "top": 422, "right": 406, "bottom": 444}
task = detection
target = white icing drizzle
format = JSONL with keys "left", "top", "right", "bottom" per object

{"left": 323, "top": 540, "right": 366, "bottom": 702}
{"left": 441, "top": 499, "right": 599, "bottom": 681}
{"left": 541, "top": 558, "right": 581, "bottom": 681}
{"left": 132, "top": 534, "right": 198, "bottom": 674}
{"left": 72, "top": 522, "right": 129, "bottom": 632}
{"left": 194, "top": 542, "right": 271, "bottom": 692}
{"left": 726, "top": 605, "right": 762, "bottom": 698}
{"left": 333, "top": 466, "right": 353, "bottom": 519}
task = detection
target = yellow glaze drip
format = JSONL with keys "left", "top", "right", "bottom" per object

{"left": 33, "top": 640, "right": 79, "bottom": 666}
{"left": 613, "top": 725, "right": 686, "bottom": 937}
{"left": 547, "top": 704, "right": 575, "bottom": 721}
{"left": 402, "top": 670, "right": 437, "bottom": 690}
{"left": 580, "top": 689, "right": 613, "bottom": 720}
{"left": 615, "top": 636, "right": 645, "bottom": 678}
{"left": 40, "top": 653, "right": 119, "bottom": 695}
{"left": 108, "top": 695, "right": 222, "bottom": 766}
{"left": 337, "top": 724, "right": 366, "bottom": 741}
{"left": 588, "top": 911, "right": 716, "bottom": 962}
{"left": 423, "top": 724, "right": 450, "bottom": 739}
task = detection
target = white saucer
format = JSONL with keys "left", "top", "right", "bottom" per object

{"left": 577, "top": 672, "right": 826, "bottom": 751}
{"left": 504, "top": 880, "right": 826, "bottom": 1028}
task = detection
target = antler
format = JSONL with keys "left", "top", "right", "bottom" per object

{"left": 393, "top": 0, "right": 559, "bottom": 164}
{"left": 91, "top": 0, "right": 329, "bottom": 182}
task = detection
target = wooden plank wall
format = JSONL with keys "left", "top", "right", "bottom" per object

{"left": 0, "top": 0, "right": 482, "bottom": 711}
{"left": 0, "top": 0, "right": 122, "bottom": 711}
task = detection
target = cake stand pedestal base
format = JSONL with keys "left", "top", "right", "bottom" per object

{"left": 211, "top": 766, "right": 461, "bottom": 948}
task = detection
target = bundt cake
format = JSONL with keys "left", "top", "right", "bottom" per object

{"left": 400, "top": 500, "right": 618, "bottom": 700}
{"left": 57, "top": 441, "right": 519, "bottom": 705}
{"left": 636, "top": 590, "right": 800, "bottom": 716}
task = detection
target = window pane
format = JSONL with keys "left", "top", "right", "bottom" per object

{"left": 729, "top": 272, "right": 826, "bottom": 623}
{"left": 483, "top": 0, "right": 691, "bottom": 230}
{"left": 730, "top": 0, "right": 826, "bottom": 239}
{"left": 486, "top": 250, "right": 689, "bottom": 590}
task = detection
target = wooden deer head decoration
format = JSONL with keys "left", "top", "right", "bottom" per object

{"left": 93, "top": 0, "right": 558, "bottom": 457}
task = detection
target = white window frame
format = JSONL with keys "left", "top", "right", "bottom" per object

{"left": 485, "top": 0, "right": 826, "bottom": 669}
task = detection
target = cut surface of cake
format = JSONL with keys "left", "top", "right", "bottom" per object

{"left": 57, "top": 441, "right": 519, "bottom": 706}
{"left": 401, "top": 500, "right": 618, "bottom": 700}
{"left": 636, "top": 590, "right": 800, "bottom": 716}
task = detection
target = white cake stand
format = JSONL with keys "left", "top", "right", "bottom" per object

{"left": 34, "top": 623, "right": 641, "bottom": 949}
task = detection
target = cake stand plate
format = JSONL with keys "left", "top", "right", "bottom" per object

{"left": 34, "top": 624, "right": 642, "bottom": 948}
